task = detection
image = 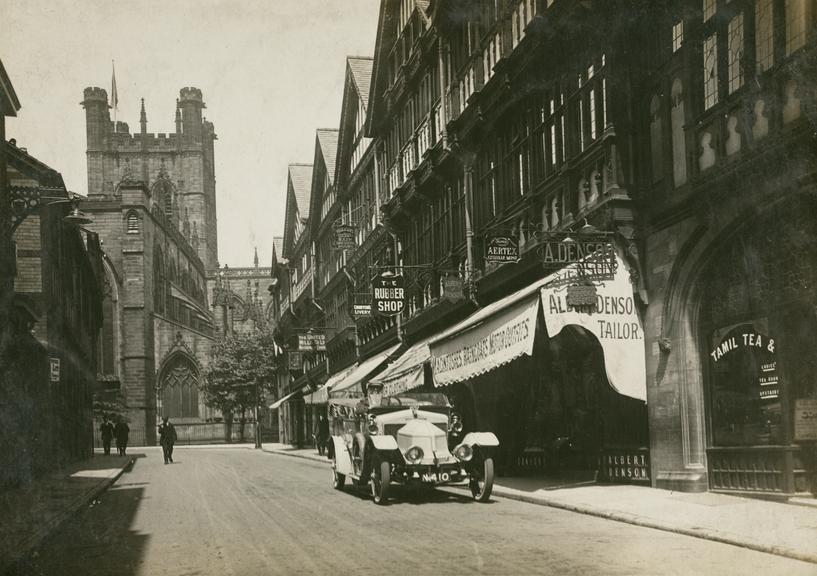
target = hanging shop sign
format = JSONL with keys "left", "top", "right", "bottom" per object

{"left": 353, "top": 304, "right": 372, "bottom": 318}
{"left": 540, "top": 234, "right": 612, "bottom": 267}
{"left": 297, "top": 332, "right": 326, "bottom": 351}
{"left": 540, "top": 249, "right": 646, "bottom": 402}
{"left": 565, "top": 282, "right": 598, "bottom": 309}
{"left": 49, "top": 358, "right": 60, "bottom": 382}
{"left": 794, "top": 398, "right": 817, "bottom": 442}
{"left": 288, "top": 351, "right": 303, "bottom": 370}
{"left": 333, "top": 223, "right": 357, "bottom": 250}
{"left": 542, "top": 245, "right": 617, "bottom": 288}
{"left": 372, "top": 273, "right": 405, "bottom": 316}
{"left": 485, "top": 234, "right": 519, "bottom": 264}
{"left": 442, "top": 275, "right": 464, "bottom": 301}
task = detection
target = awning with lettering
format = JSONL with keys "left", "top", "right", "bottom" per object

{"left": 328, "top": 344, "right": 401, "bottom": 399}
{"left": 540, "top": 249, "right": 646, "bottom": 401}
{"left": 429, "top": 286, "right": 541, "bottom": 388}
{"left": 370, "top": 336, "right": 436, "bottom": 397}
{"left": 304, "top": 364, "right": 357, "bottom": 405}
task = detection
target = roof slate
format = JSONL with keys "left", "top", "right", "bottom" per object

{"left": 288, "top": 164, "right": 314, "bottom": 219}
{"left": 316, "top": 129, "right": 339, "bottom": 185}
{"left": 347, "top": 57, "right": 374, "bottom": 108}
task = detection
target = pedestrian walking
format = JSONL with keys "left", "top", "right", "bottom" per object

{"left": 114, "top": 417, "right": 130, "bottom": 456}
{"left": 158, "top": 416, "right": 177, "bottom": 464}
{"left": 314, "top": 414, "right": 330, "bottom": 456}
{"left": 100, "top": 416, "right": 114, "bottom": 455}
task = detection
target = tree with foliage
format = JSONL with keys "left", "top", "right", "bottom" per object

{"left": 201, "top": 328, "right": 279, "bottom": 443}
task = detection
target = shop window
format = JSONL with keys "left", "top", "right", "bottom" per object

{"left": 709, "top": 322, "right": 783, "bottom": 446}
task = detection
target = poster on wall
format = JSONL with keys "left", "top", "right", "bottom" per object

{"left": 794, "top": 398, "right": 817, "bottom": 442}
{"left": 539, "top": 249, "right": 646, "bottom": 402}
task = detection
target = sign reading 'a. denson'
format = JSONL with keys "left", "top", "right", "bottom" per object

{"left": 372, "top": 274, "right": 405, "bottom": 316}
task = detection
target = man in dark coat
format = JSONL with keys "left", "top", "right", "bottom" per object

{"left": 158, "top": 417, "right": 177, "bottom": 464}
{"left": 100, "top": 416, "right": 114, "bottom": 455}
{"left": 314, "top": 414, "right": 330, "bottom": 456}
{"left": 114, "top": 417, "right": 130, "bottom": 456}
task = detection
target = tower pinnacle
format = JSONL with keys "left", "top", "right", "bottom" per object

{"left": 140, "top": 98, "right": 147, "bottom": 134}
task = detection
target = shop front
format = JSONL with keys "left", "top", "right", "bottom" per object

{"left": 371, "top": 247, "right": 650, "bottom": 482}
{"left": 697, "top": 204, "right": 817, "bottom": 497}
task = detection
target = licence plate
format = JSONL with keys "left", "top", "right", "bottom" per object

{"left": 421, "top": 471, "right": 455, "bottom": 483}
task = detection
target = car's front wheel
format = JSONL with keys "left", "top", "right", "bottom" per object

{"left": 332, "top": 462, "right": 345, "bottom": 490}
{"left": 469, "top": 456, "right": 494, "bottom": 502}
{"left": 371, "top": 459, "right": 390, "bottom": 505}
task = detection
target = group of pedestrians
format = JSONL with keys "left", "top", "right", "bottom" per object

{"left": 99, "top": 415, "right": 177, "bottom": 465}
{"left": 99, "top": 416, "right": 130, "bottom": 456}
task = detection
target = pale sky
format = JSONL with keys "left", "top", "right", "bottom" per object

{"left": 0, "top": 0, "right": 379, "bottom": 268}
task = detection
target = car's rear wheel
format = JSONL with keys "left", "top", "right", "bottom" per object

{"left": 332, "top": 461, "right": 345, "bottom": 490}
{"left": 371, "top": 459, "right": 390, "bottom": 505}
{"left": 469, "top": 457, "right": 494, "bottom": 502}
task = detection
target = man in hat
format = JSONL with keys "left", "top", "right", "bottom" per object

{"left": 158, "top": 417, "right": 177, "bottom": 464}
{"left": 99, "top": 416, "right": 114, "bottom": 455}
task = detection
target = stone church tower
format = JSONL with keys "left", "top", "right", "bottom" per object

{"left": 81, "top": 86, "right": 218, "bottom": 269}
{"left": 80, "top": 87, "right": 219, "bottom": 445}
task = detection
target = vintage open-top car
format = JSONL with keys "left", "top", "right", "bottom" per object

{"left": 327, "top": 390, "right": 499, "bottom": 504}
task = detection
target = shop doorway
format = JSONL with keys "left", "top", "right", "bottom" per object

{"left": 448, "top": 325, "right": 648, "bottom": 481}
{"left": 699, "top": 201, "right": 817, "bottom": 497}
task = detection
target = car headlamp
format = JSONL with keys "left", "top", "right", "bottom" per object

{"left": 405, "top": 445, "right": 424, "bottom": 463}
{"left": 450, "top": 420, "right": 463, "bottom": 434}
{"left": 367, "top": 416, "right": 378, "bottom": 435}
{"left": 454, "top": 443, "right": 473, "bottom": 462}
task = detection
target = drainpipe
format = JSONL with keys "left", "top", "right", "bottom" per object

{"left": 463, "top": 156, "right": 477, "bottom": 305}
{"left": 310, "top": 240, "right": 317, "bottom": 300}
{"left": 437, "top": 34, "right": 449, "bottom": 149}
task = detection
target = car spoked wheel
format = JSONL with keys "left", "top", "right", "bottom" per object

{"left": 371, "top": 459, "right": 390, "bottom": 505}
{"left": 469, "top": 456, "right": 494, "bottom": 502}
{"left": 332, "top": 461, "right": 345, "bottom": 490}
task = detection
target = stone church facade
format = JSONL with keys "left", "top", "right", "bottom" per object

{"left": 81, "top": 87, "right": 218, "bottom": 445}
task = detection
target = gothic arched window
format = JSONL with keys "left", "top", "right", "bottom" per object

{"left": 158, "top": 354, "right": 200, "bottom": 419}
{"left": 152, "top": 179, "right": 176, "bottom": 220}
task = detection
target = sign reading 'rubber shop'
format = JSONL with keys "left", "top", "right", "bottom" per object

{"left": 372, "top": 274, "right": 405, "bottom": 316}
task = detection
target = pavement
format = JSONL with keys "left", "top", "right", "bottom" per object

{"left": 261, "top": 442, "right": 817, "bottom": 565}
{"left": 0, "top": 452, "right": 133, "bottom": 574}
{"left": 2, "top": 442, "right": 816, "bottom": 571}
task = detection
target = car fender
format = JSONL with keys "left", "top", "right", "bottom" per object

{"left": 330, "top": 435, "right": 354, "bottom": 476}
{"left": 369, "top": 435, "right": 399, "bottom": 451}
{"left": 461, "top": 432, "right": 499, "bottom": 448}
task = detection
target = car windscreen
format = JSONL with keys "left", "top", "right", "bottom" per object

{"left": 382, "top": 392, "right": 450, "bottom": 407}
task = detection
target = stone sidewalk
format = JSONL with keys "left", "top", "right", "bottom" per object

{"left": 262, "top": 443, "right": 817, "bottom": 564}
{"left": 0, "top": 453, "right": 133, "bottom": 574}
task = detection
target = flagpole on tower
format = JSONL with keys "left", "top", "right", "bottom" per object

{"left": 111, "top": 60, "right": 119, "bottom": 133}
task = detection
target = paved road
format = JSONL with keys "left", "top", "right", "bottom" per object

{"left": 12, "top": 446, "right": 817, "bottom": 575}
